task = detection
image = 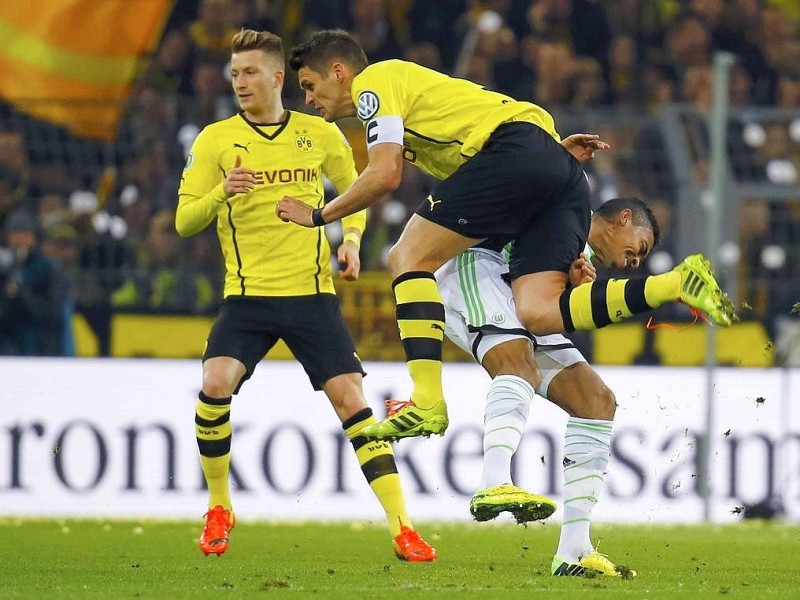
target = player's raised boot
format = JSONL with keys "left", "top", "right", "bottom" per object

{"left": 470, "top": 484, "right": 557, "bottom": 523}
{"left": 392, "top": 526, "right": 438, "bottom": 562}
{"left": 361, "top": 400, "right": 449, "bottom": 441}
{"left": 199, "top": 505, "right": 235, "bottom": 556}
{"left": 551, "top": 551, "right": 636, "bottom": 578}
{"left": 673, "top": 254, "right": 738, "bottom": 327}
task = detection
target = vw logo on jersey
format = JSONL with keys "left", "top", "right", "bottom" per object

{"left": 357, "top": 91, "right": 380, "bottom": 120}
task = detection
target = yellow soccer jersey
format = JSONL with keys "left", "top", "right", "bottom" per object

{"left": 351, "top": 60, "right": 561, "bottom": 180}
{"left": 177, "top": 111, "right": 365, "bottom": 297}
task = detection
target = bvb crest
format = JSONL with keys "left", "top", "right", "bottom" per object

{"left": 295, "top": 130, "right": 313, "bottom": 152}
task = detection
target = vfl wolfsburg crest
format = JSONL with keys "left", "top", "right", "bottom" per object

{"left": 491, "top": 313, "right": 506, "bottom": 325}
{"left": 295, "top": 130, "right": 313, "bottom": 152}
{"left": 357, "top": 91, "right": 379, "bottom": 120}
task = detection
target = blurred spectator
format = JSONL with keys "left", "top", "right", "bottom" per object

{"left": 532, "top": 39, "right": 573, "bottom": 104}
{"left": 0, "top": 131, "right": 33, "bottom": 223}
{"left": 349, "top": 0, "right": 405, "bottom": 62}
{"left": 112, "top": 210, "right": 216, "bottom": 313}
{"left": 182, "top": 61, "right": 237, "bottom": 129}
{"left": 526, "top": 0, "right": 613, "bottom": 76}
{"left": 406, "top": 0, "right": 468, "bottom": 71}
{"left": 0, "top": 210, "right": 73, "bottom": 356}
{"left": 186, "top": 0, "right": 241, "bottom": 64}
{"left": 41, "top": 223, "right": 80, "bottom": 356}
{"left": 36, "top": 193, "right": 70, "bottom": 231}
{"left": 608, "top": 34, "right": 638, "bottom": 106}
{"left": 567, "top": 57, "right": 607, "bottom": 107}
{"left": 404, "top": 41, "right": 443, "bottom": 71}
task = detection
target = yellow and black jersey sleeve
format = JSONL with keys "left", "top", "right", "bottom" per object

{"left": 177, "top": 111, "right": 363, "bottom": 297}
{"left": 351, "top": 60, "right": 561, "bottom": 180}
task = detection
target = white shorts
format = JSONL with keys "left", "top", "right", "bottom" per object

{"left": 435, "top": 248, "right": 586, "bottom": 398}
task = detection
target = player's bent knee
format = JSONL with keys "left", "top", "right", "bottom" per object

{"left": 201, "top": 370, "right": 238, "bottom": 398}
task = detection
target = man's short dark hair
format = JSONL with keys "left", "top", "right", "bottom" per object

{"left": 289, "top": 29, "right": 369, "bottom": 74}
{"left": 595, "top": 197, "right": 661, "bottom": 247}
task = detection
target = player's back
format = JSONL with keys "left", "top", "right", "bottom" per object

{"left": 352, "top": 60, "right": 559, "bottom": 179}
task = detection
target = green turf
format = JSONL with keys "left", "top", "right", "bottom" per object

{"left": 1, "top": 518, "right": 797, "bottom": 599}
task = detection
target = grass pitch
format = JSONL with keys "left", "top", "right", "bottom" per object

{"left": 1, "top": 518, "right": 797, "bottom": 599}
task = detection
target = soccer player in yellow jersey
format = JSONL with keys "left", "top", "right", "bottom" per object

{"left": 176, "top": 29, "right": 435, "bottom": 562}
{"left": 276, "top": 30, "right": 736, "bottom": 442}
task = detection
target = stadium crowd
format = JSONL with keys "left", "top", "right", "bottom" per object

{"left": 1, "top": 0, "right": 799, "bottom": 357}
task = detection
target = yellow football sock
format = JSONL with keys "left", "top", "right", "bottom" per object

{"left": 344, "top": 408, "right": 411, "bottom": 537}
{"left": 559, "top": 272, "right": 681, "bottom": 332}
{"left": 196, "top": 392, "right": 232, "bottom": 510}
{"left": 393, "top": 272, "right": 445, "bottom": 409}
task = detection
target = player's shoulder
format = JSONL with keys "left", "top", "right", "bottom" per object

{"left": 360, "top": 59, "right": 430, "bottom": 80}
{"left": 287, "top": 110, "right": 343, "bottom": 137}
{"left": 195, "top": 113, "right": 246, "bottom": 142}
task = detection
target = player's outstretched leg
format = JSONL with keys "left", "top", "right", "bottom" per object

{"left": 673, "top": 254, "right": 737, "bottom": 326}
{"left": 551, "top": 551, "right": 636, "bottom": 578}
{"left": 392, "top": 525, "right": 438, "bottom": 562}
{"left": 470, "top": 483, "right": 557, "bottom": 523}
{"left": 199, "top": 505, "right": 235, "bottom": 556}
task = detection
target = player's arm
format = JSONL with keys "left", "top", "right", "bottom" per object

{"left": 176, "top": 155, "right": 257, "bottom": 237}
{"left": 276, "top": 142, "right": 402, "bottom": 227}
{"left": 322, "top": 125, "right": 369, "bottom": 280}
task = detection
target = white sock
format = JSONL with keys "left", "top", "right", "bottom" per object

{"left": 556, "top": 417, "right": 613, "bottom": 562}
{"left": 479, "top": 375, "right": 534, "bottom": 489}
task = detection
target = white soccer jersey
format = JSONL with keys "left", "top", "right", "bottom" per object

{"left": 435, "top": 247, "right": 586, "bottom": 398}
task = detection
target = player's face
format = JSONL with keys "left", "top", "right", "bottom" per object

{"left": 297, "top": 66, "right": 355, "bottom": 122}
{"left": 594, "top": 222, "right": 654, "bottom": 270}
{"left": 230, "top": 50, "right": 283, "bottom": 119}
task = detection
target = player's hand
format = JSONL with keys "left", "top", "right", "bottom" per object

{"left": 276, "top": 196, "right": 315, "bottom": 227}
{"left": 561, "top": 134, "right": 610, "bottom": 163}
{"left": 569, "top": 252, "right": 596, "bottom": 286}
{"left": 337, "top": 240, "right": 361, "bottom": 281}
{"left": 223, "top": 155, "right": 257, "bottom": 196}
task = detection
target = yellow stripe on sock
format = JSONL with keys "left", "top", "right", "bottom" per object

{"left": 195, "top": 421, "right": 232, "bottom": 441}
{"left": 606, "top": 279, "right": 634, "bottom": 323}
{"left": 394, "top": 276, "right": 441, "bottom": 305}
{"left": 398, "top": 319, "right": 445, "bottom": 340}
{"left": 568, "top": 282, "right": 596, "bottom": 330}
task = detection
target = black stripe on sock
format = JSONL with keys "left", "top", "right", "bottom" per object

{"left": 396, "top": 302, "right": 445, "bottom": 321}
{"left": 199, "top": 391, "right": 232, "bottom": 406}
{"left": 624, "top": 277, "right": 651, "bottom": 312}
{"left": 392, "top": 271, "right": 436, "bottom": 289}
{"left": 402, "top": 338, "right": 443, "bottom": 361}
{"left": 590, "top": 279, "right": 611, "bottom": 328}
{"left": 341, "top": 408, "right": 373, "bottom": 432}
{"left": 197, "top": 436, "right": 231, "bottom": 458}
{"left": 560, "top": 289, "right": 575, "bottom": 332}
{"left": 195, "top": 412, "right": 231, "bottom": 428}
{"left": 360, "top": 454, "right": 399, "bottom": 483}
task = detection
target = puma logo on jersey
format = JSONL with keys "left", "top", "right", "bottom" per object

{"left": 233, "top": 142, "right": 251, "bottom": 153}
{"left": 430, "top": 323, "right": 444, "bottom": 332}
{"left": 427, "top": 195, "right": 442, "bottom": 211}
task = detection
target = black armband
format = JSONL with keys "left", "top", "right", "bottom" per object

{"left": 311, "top": 208, "right": 327, "bottom": 227}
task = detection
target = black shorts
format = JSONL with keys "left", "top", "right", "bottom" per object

{"left": 415, "top": 121, "right": 590, "bottom": 277}
{"left": 204, "top": 294, "right": 366, "bottom": 393}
